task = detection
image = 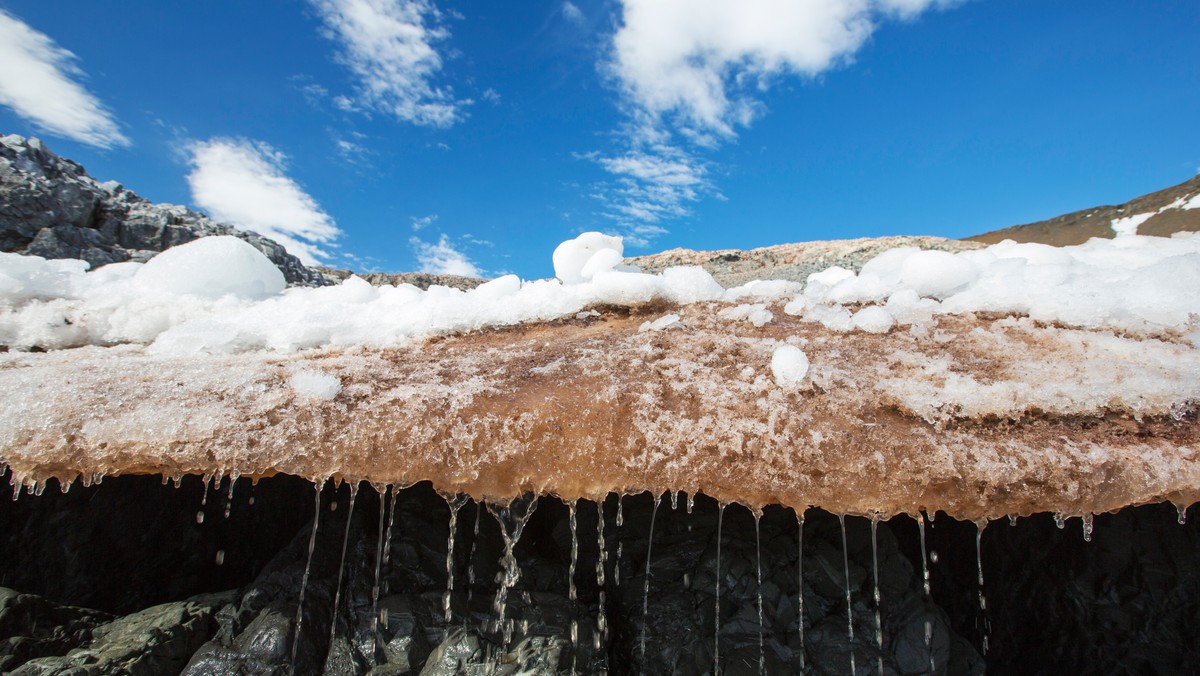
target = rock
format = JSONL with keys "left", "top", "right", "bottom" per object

{"left": 311, "top": 266, "right": 488, "bottom": 290}
{"left": 0, "top": 588, "right": 113, "bottom": 673}
{"left": 0, "top": 134, "right": 327, "bottom": 287}
{"left": 9, "top": 591, "right": 233, "bottom": 675}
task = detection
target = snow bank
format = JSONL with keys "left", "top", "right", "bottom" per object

{"left": 3, "top": 231, "right": 1200, "bottom": 356}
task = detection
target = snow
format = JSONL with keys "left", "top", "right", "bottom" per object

{"left": 1183, "top": 193, "right": 1200, "bottom": 210}
{"left": 2, "top": 230, "right": 1200, "bottom": 355}
{"left": 1111, "top": 212, "right": 1154, "bottom": 237}
{"left": 770, "top": 345, "right": 809, "bottom": 387}
{"left": 134, "top": 236, "right": 286, "bottom": 299}
{"left": 852, "top": 305, "right": 895, "bottom": 334}
{"left": 289, "top": 369, "right": 341, "bottom": 400}
{"left": 639, "top": 314, "right": 681, "bottom": 332}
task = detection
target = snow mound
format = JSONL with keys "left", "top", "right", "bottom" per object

{"left": 135, "top": 236, "right": 286, "bottom": 299}
{"left": 771, "top": 345, "right": 809, "bottom": 388}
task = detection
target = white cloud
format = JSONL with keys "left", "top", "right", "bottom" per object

{"left": 562, "top": 2, "right": 585, "bottom": 25}
{"left": 410, "top": 234, "right": 481, "bottom": 276}
{"left": 585, "top": 143, "right": 713, "bottom": 243}
{"left": 609, "top": 0, "right": 956, "bottom": 138}
{"left": 310, "top": 0, "right": 468, "bottom": 128}
{"left": 0, "top": 10, "right": 128, "bottom": 149}
{"left": 410, "top": 214, "right": 437, "bottom": 231}
{"left": 186, "top": 138, "right": 342, "bottom": 265}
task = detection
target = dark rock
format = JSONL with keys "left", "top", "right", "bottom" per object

{"left": 0, "top": 134, "right": 328, "bottom": 287}
{"left": 9, "top": 591, "right": 233, "bottom": 675}
{"left": 311, "top": 266, "right": 488, "bottom": 291}
{"left": 0, "top": 471, "right": 1197, "bottom": 673}
{"left": 0, "top": 588, "right": 112, "bottom": 673}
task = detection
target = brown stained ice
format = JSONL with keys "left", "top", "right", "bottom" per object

{"left": 0, "top": 304, "right": 1198, "bottom": 522}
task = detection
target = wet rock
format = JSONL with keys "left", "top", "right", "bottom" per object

{"left": 0, "top": 588, "right": 112, "bottom": 672}
{"left": 9, "top": 591, "right": 232, "bottom": 675}
{"left": 0, "top": 134, "right": 327, "bottom": 286}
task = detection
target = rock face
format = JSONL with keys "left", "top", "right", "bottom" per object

{"left": 968, "top": 174, "right": 1200, "bottom": 246}
{"left": 312, "top": 266, "right": 487, "bottom": 291}
{"left": 0, "top": 134, "right": 327, "bottom": 286}
{"left": 0, "top": 474, "right": 1196, "bottom": 674}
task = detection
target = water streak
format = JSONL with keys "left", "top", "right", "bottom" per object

{"left": 224, "top": 477, "right": 235, "bottom": 519}
{"left": 639, "top": 492, "right": 662, "bottom": 669}
{"left": 839, "top": 514, "right": 856, "bottom": 676}
{"left": 796, "top": 509, "right": 806, "bottom": 672}
{"left": 871, "top": 517, "right": 883, "bottom": 675}
{"left": 595, "top": 497, "right": 609, "bottom": 654}
{"left": 754, "top": 511, "right": 765, "bottom": 676}
{"left": 714, "top": 503, "right": 725, "bottom": 675}
{"left": 442, "top": 493, "right": 469, "bottom": 623}
{"left": 327, "top": 482, "right": 360, "bottom": 649}
{"left": 975, "top": 520, "right": 989, "bottom": 655}
{"left": 290, "top": 481, "right": 323, "bottom": 667}
{"left": 467, "top": 501, "right": 483, "bottom": 607}
{"left": 487, "top": 494, "right": 539, "bottom": 661}
{"left": 919, "top": 511, "right": 934, "bottom": 672}
{"left": 371, "top": 485, "right": 390, "bottom": 659}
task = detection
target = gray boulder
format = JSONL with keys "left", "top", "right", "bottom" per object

{"left": 0, "top": 134, "right": 327, "bottom": 287}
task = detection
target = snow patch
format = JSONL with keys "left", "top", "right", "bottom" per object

{"left": 290, "top": 369, "right": 341, "bottom": 400}
{"left": 1111, "top": 212, "right": 1154, "bottom": 237}
{"left": 770, "top": 345, "right": 809, "bottom": 388}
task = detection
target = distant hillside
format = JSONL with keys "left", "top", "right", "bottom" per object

{"left": 969, "top": 174, "right": 1200, "bottom": 246}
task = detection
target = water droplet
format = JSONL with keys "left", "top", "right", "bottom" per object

{"left": 215, "top": 549, "right": 225, "bottom": 565}
{"left": 196, "top": 510, "right": 205, "bottom": 524}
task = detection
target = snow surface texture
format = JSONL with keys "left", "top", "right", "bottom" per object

{"left": 2, "top": 231, "right": 1200, "bottom": 356}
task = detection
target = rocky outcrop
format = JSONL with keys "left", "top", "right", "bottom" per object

{"left": 626, "top": 236, "right": 984, "bottom": 288}
{"left": 968, "top": 174, "right": 1200, "bottom": 246}
{"left": 312, "top": 266, "right": 487, "bottom": 291}
{"left": 0, "top": 134, "right": 327, "bottom": 286}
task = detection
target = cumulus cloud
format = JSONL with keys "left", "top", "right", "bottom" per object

{"left": 310, "top": 0, "right": 468, "bottom": 128}
{"left": 586, "top": 0, "right": 956, "bottom": 242}
{"left": 0, "top": 10, "right": 128, "bottom": 149}
{"left": 186, "top": 138, "right": 342, "bottom": 265}
{"left": 410, "top": 234, "right": 481, "bottom": 276}
{"left": 609, "top": 0, "right": 956, "bottom": 138}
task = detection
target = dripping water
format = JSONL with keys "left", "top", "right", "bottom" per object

{"left": 871, "top": 516, "right": 883, "bottom": 675}
{"left": 839, "top": 514, "right": 856, "bottom": 676}
{"left": 594, "top": 496, "right": 609, "bottom": 653}
{"left": 467, "top": 501, "right": 483, "bottom": 608}
{"left": 568, "top": 499, "right": 579, "bottom": 676}
{"left": 687, "top": 492, "right": 695, "bottom": 515}
{"left": 754, "top": 510, "right": 765, "bottom": 676}
{"left": 290, "top": 481, "right": 323, "bottom": 667}
{"left": 197, "top": 476, "right": 210, "bottom": 524}
{"left": 371, "top": 485, "right": 390, "bottom": 659}
{"left": 442, "top": 493, "right": 469, "bottom": 623}
{"left": 383, "top": 486, "right": 399, "bottom": 567}
{"left": 1179, "top": 504, "right": 1189, "bottom": 525}
{"left": 327, "top": 481, "right": 360, "bottom": 649}
{"left": 224, "top": 476, "right": 235, "bottom": 519}
{"left": 796, "top": 509, "right": 806, "bottom": 672}
{"left": 975, "top": 520, "right": 989, "bottom": 655}
{"left": 488, "top": 494, "right": 539, "bottom": 662}
{"left": 1082, "top": 513, "right": 1094, "bottom": 542}
{"left": 639, "top": 492, "right": 662, "bottom": 669}
{"left": 670, "top": 489, "right": 679, "bottom": 510}
{"left": 615, "top": 495, "right": 625, "bottom": 588}
{"left": 714, "top": 503, "right": 725, "bottom": 675}
{"left": 1053, "top": 512, "right": 1066, "bottom": 529}
{"left": 919, "top": 511, "right": 934, "bottom": 673}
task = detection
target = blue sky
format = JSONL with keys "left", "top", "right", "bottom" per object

{"left": 1, "top": 0, "right": 1197, "bottom": 279}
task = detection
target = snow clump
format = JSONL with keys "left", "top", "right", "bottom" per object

{"left": 771, "top": 345, "right": 810, "bottom": 388}
{"left": 289, "top": 369, "right": 342, "bottom": 400}
{"left": 135, "top": 236, "right": 286, "bottom": 299}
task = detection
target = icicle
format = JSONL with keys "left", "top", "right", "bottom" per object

{"left": 291, "top": 481, "right": 323, "bottom": 667}
{"left": 975, "top": 520, "right": 989, "bottom": 655}
{"left": 919, "top": 510, "right": 934, "bottom": 673}
{"left": 1082, "top": 513, "right": 1094, "bottom": 542}
{"left": 871, "top": 516, "right": 883, "bottom": 676}
{"left": 839, "top": 514, "right": 856, "bottom": 676}
{"left": 327, "top": 481, "right": 360, "bottom": 649}
{"left": 639, "top": 492, "right": 662, "bottom": 666}
{"left": 488, "top": 494, "right": 539, "bottom": 661}
{"left": 754, "top": 509, "right": 765, "bottom": 676}
{"left": 670, "top": 490, "right": 679, "bottom": 510}
{"left": 687, "top": 492, "right": 695, "bottom": 515}
{"left": 595, "top": 496, "right": 609, "bottom": 653}
{"left": 714, "top": 502, "right": 725, "bottom": 675}
{"left": 1179, "top": 503, "right": 1189, "bottom": 525}
{"left": 1053, "top": 512, "right": 1065, "bottom": 529}
{"left": 797, "top": 509, "right": 806, "bottom": 672}
{"left": 372, "top": 485, "right": 390, "bottom": 660}
{"left": 442, "top": 493, "right": 469, "bottom": 623}
{"left": 1008, "top": 514, "right": 1018, "bottom": 526}
{"left": 617, "top": 495, "right": 625, "bottom": 527}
